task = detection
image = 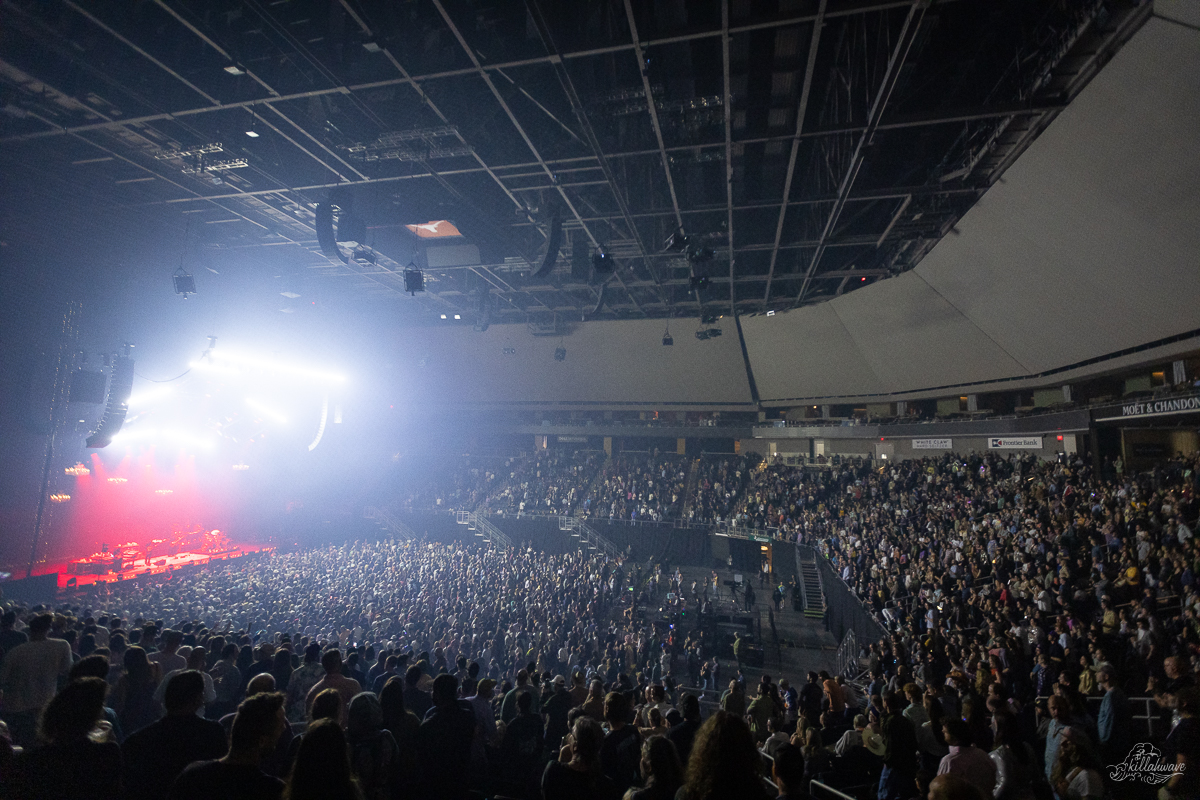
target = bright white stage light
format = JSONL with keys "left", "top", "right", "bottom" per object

{"left": 245, "top": 397, "right": 287, "bottom": 423}
{"left": 110, "top": 428, "right": 215, "bottom": 450}
{"left": 128, "top": 385, "right": 175, "bottom": 406}
{"left": 200, "top": 352, "right": 346, "bottom": 383}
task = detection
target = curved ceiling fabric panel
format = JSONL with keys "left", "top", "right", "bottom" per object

{"left": 744, "top": 17, "right": 1200, "bottom": 401}
{"left": 915, "top": 17, "right": 1200, "bottom": 373}
{"left": 742, "top": 303, "right": 887, "bottom": 400}
{"left": 392, "top": 319, "right": 753, "bottom": 407}
{"left": 831, "top": 273, "right": 1027, "bottom": 391}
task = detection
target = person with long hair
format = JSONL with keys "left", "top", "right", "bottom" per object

{"left": 625, "top": 735, "right": 683, "bottom": 800}
{"left": 282, "top": 719, "right": 362, "bottom": 800}
{"left": 542, "top": 716, "right": 619, "bottom": 800}
{"left": 1049, "top": 729, "right": 1104, "bottom": 800}
{"left": 378, "top": 676, "right": 420, "bottom": 792}
{"left": 111, "top": 646, "right": 160, "bottom": 735}
{"left": 345, "top": 693, "right": 397, "bottom": 800}
{"left": 989, "top": 713, "right": 1035, "bottom": 800}
{"left": 7, "top": 677, "right": 121, "bottom": 800}
{"left": 676, "top": 710, "right": 773, "bottom": 800}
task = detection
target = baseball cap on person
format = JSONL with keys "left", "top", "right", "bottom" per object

{"left": 553, "top": 675, "right": 566, "bottom": 687}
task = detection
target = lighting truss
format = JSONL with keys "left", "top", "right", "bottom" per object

{"left": 155, "top": 143, "right": 224, "bottom": 160}
{"left": 343, "top": 127, "right": 472, "bottom": 162}
{"left": 181, "top": 158, "right": 248, "bottom": 174}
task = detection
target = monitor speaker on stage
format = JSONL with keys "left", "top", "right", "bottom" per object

{"left": 86, "top": 356, "right": 134, "bottom": 448}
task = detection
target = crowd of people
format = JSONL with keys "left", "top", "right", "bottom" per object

{"left": 479, "top": 452, "right": 602, "bottom": 517}
{"left": 580, "top": 454, "right": 690, "bottom": 523}
{"left": 2, "top": 445, "right": 1200, "bottom": 800}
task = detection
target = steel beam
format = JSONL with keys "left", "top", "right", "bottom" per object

{"left": 763, "top": 0, "right": 827, "bottom": 308}
{"left": 795, "top": 0, "right": 929, "bottom": 306}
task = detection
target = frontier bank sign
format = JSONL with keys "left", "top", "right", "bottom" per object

{"left": 1095, "top": 394, "right": 1200, "bottom": 422}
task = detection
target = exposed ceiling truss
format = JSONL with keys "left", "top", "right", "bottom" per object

{"left": 0, "top": 0, "right": 1151, "bottom": 324}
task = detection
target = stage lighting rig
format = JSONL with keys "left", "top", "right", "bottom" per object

{"left": 662, "top": 325, "right": 673, "bottom": 346}
{"left": 688, "top": 275, "right": 711, "bottom": 291}
{"left": 591, "top": 250, "right": 613, "bottom": 274}
{"left": 685, "top": 244, "right": 715, "bottom": 264}
{"left": 403, "top": 265, "right": 425, "bottom": 295}
{"left": 554, "top": 347, "right": 567, "bottom": 362}
{"left": 173, "top": 266, "right": 196, "bottom": 297}
{"left": 664, "top": 228, "right": 688, "bottom": 252}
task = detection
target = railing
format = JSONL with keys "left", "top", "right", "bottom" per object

{"left": 364, "top": 507, "right": 420, "bottom": 540}
{"left": 1038, "top": 694, "right": 1166, "bottom": 742}
{"left": 810, "top": 780, "right": 865, "bottom": 800}
{"left": 575, "top": 520, "right": 623, "bottom": 561}
{"left": 836, "top": 629, "right": 862, "bottom": 683}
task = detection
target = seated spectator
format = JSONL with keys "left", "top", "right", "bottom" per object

{"left": 169, "top": 692, "right": 287, "bottom": 800}
{"left": 626, "top": 734, "right": 683, "bottom": 800}
{"left": 122, "top": 671, "right": 227, "bottom": 800}
{"left": 6, "top": 677, "right": 121, "bottom": 800}
{"left": 542, "top": 716, "right": 619, "bottom": 800}
{"left": 676, "top": 710, "right": 773, "bottom": 800}
{"left": 282, "top": 719, "right": 360, "bottom": 800}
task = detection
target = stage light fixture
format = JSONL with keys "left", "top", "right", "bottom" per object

{"left": 107, "top": 477, "right": 127, "bottom": 484}
{"left": 695, "top": 330, "right": 710, "bottom": 341}
{"left": 688, "top": 275, "right": 710, "bottom": 291}
{"left": 232, "top": 463, "right": 250, "bottom": 471}
{"left": 49, "top": 494, "right": 71, "bottom": 503}
{"left": 664, "top": 229, "right": 688, "bottom": 252}
{"left": 709, "top": 328, "right": 723, "bottom": 338}
{"left": 554, "top": 347, "right": 566, "bottom": 362}
{"left": 662, "top": 325, "right": 673, "bottom": 346}
{"left": 403, "top": 266, "right": 425, "bottom": 295}
{"left": 685, "top": 244, "right": 715, "bottom": 263}
{"left": 440, "top": 314, "right": 447, "bottom": 320}
{"left": 245, "top": 129, "right": 259, "bottom": 138}
{"left": 454, "top": 314, "right": 461, "bottom": 320}
{"left": 591, "top": 251, "right": 613, "bottom": 273}
{"left": 64, "top": 463, "right": 90, "bottom": 477}
{"left": 155, "top": 489, "right": 174, "bottom": 496}
{"left": 173, "top": 271, "right": 197, "bottom": 297}
{"left": 223, "top": 64, "right": 245, "bottom": 75}
{"left": 766, "top": 310, "right": 776, "bottom": 316}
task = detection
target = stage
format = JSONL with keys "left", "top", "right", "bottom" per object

{"left": 49, "top": 544, "right": 272, "bottom": 589}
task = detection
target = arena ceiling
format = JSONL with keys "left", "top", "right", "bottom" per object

{"left": 0, "top": 0, "right": 1151, "bottom": 325}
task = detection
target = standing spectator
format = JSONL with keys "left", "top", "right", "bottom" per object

{"left": 403, "top": 665, "right": 432, "bottom": 721}
{"left": 1163, "top": 688, "right": 1200, "bottom": 800}
{"left": 1049, "top": 729, "right": 1104, "bottom": 800}
{"left": 110, "top": 646, "right": 160, "bottom": 736}
{"left": 379, "top": 677, "right": 420, "bottom": 794}
{"left": 270, "top": 649, "right": 293, "bottom": 693}
{"left": 500, "top": 690, "right": 544, "bottom": 795}
{"left": 0, "top": 610, "right": 28, "bottom": 663}
{"left": 148, "top": 630, "right": 186, "bottom": 677}
{"left": 282, "top": 719, "right": 360, "bottom": 800}
{"left": 416, "top": 673, "right": 474, "bottom": 799}
{"left": 600, "top": 692, "right": 642, "bottom": 795}
{"left": 6, "top": 677, "right": 121, "bottom": 800}
{"left": 0, "top": 613, "right": 72, "bottom": 747}
{"left": 122, "top": 671, "right": 227, "bottom": 800}
{"left": 465, "top": 678, "right": 500, "bottom": 772}
{"left": 304, "top": 650, "right": 361, "bottom": 723}
{"left": 936, "top": 717, "right": 996, "bottom": 799}
{"left": 168, "top": 692, "right": 287, "bottom": 800}
{"left": 541, "top": 716, "right": 619, "bottom": 800}
{"left": 345, "top": 693, "right": 397, "bottom": 800}
{"left": 878, "top": 691, "right": 919, "bottom": 800}
{"left": 666, "top": 694, "right": 702, "bottom": 765}
{"left": 1095, "top": 662, "right": 1131, "bottom": 767}
{"left": 746, "top": 683, "right": 774, "bottom": 743}
{"left": 989, "top": 713, "right": 1035, "bottom": 800}
{"left": 543, "top": 674, "right": 575, "bottom": 751}
{"left": 153, "top": 647, "right": 215, "bottom": 718}
{"left": 627, "top": 735, "right": 683, "bottom": 800}
{"left": 676, "top": 710, "right": 772, "bottom": 800}
{"left": 283, "top": 644, "right": 322, "bottom": 724}
{"left": 210, "top": 643, "right": 243, "bottom": 719}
